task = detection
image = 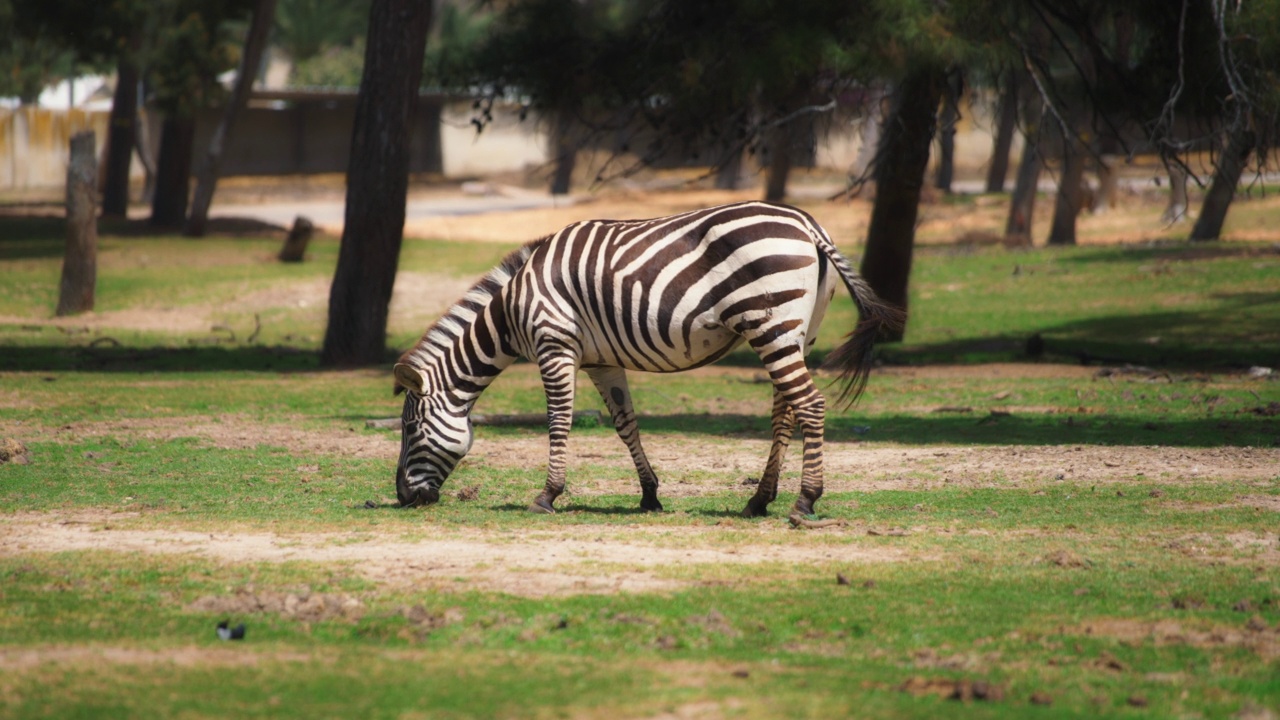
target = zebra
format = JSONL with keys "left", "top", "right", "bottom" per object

{"left": 393, "top": 201, "right": 903, "bottom": 518}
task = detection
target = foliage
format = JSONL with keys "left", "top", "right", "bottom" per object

{"left": 289, "top": 38, "right": 365, "bottom": 87}
{"left": 274, "top": 0, "right": 370, "bottom": 63}
{"left": 0, "top": 0, "right": 77, "bottom": 103}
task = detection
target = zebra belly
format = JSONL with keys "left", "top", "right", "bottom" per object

{"left": 578, "top": 317, "right": 745, "bottom": 372}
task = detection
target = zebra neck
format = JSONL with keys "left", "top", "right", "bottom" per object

{"left": 400, "top": 241, "right": 536, "bottom": 404}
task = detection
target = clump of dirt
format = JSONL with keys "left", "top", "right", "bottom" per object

{"left": 1044, "top": 549, "right": 1091, "bottom": 569}
{"left": 898, "top": 675, "right": 1005, "bottom": 702}
{"left": 187, "top": 586, "right": 365, "bottom": 622}
{"left": 0, "top": 438, "right": 30, "bottom": 464}
{"left": 1070, "top": 617, "right": 1280, "bottom": 661}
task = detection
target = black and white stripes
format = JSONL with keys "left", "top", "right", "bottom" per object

{"left": 393, "top": 201, "right": 903, "bottom": 517}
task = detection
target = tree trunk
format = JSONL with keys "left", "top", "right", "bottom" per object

{"left": 549, "top": 112, "right": 577, "bottom": 195}
{"left": 763, "top": 118, "right": 796, "bottom": 202}
{"left": 1005, "top": 72, "right": 1043, "bottom": 241}
{"left": 1190, "top": 126, "right": 1255, "bottom": 241}
{"left": 185, "top": 0, "right": 278, "bottom": 237}
{"left": 859, "top": 66, "right": 944, "bottom": 341}
{"left": 985, "top": 78, "right": 1018, "bottom": 193}
{"left": 1090, "top": 154, "right": 1119, "bottom": 214}
{"left": 1047, "top": 121, "right": 1088, "bottom": 246}
{"left": 320, "top": 0, "right": 432, "bottom": 367}
{"left": 851, "top": 86, "right": 887, "bottom": 183}
{"left": 150, "top": 115, "right": 197, "bottom": 228}
{"left": 1161, "top": 162, "right": 1189, "bottom": 223}
{"left": 57, "top": 132, "right": 97, "bottom": 316}
{"left": 934, "top": 75, "right": 961, "bottom": 193}
{"left": 713, "top": 142, "right": 745, "bottom": 190}
{"left": 278, "top": 215, "right": 314, "bottom": 262}
{"left": 101, "top": 58, "right": 139, "bottom": 218}
{"left": 1005, "top": 131, "right": 1043, "bottom": 241}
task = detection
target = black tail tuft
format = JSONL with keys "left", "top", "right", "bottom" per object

{"left": 819, "top": 287, "right": 905, "bottom": 409}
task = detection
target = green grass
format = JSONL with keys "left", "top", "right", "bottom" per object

{"left": 1, "top": 216, "right": 1278, "bottom": 718}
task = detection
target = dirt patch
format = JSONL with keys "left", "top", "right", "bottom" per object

{"left": 0, "top": 645, "right": 325, "bottom": 671}
{"left": 0, "top": 270, "right": 468, "bottom": 335}
{"left": 1068, "top": 617, "right": 1280, "bottom": 662}
{"left": 0, "top": 512, "right": 913, "bottom": 598}
{"left": 7, "top": 411, "right": 1277, "bottom": 494}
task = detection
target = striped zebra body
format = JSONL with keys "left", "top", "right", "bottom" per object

{"left": 393, "top": 201, "right": 903, "bottom": 518}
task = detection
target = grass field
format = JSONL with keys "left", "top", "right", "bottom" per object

{"left": 1, "top": 187, "right": 1278, "bottom": 718}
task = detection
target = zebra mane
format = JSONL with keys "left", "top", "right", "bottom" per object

{"left": 398, "top": 237, "right": 546, "bottom": 368}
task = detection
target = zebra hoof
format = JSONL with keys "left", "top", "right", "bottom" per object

{"left": 792, "top": 497, "right": 817, "bottom": 517}
{"left": 740, "top": 499, "right": 769, "bottom": 518}
{"left": 528, "top": 496, "right": 556, "bottom": 514}
{"left": 640, "top": 497, "right": 663, "bottom": 512}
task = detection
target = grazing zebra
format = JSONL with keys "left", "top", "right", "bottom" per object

{"left": 393, "top": 201, "right": 903, "bottom": 518}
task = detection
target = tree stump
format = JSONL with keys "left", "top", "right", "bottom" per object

{"left": 57, "top": 131, "right": 98, "bottom": 316}
{"left": 278, "top": 215, "right": 314, "bottom": 262}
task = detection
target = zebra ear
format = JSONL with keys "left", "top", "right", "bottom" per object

{"left": 393, "top": 363, "right": 428, "bottom": 395}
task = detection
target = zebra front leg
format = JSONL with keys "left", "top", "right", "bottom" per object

{"left": 742, "top": 390, "right": 795, "bottom": 518}
{"left": 587, "top": 367, "right": 662, "bottom": 512}
{"left": 530, "top": 351, "right": 578, "bottom": 514}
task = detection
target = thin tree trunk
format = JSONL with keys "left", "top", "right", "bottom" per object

{"left": 549, "top": 112, "right": 576, "bottom": 196}
{"left": 135, "top": 105, "right": 158, "bottom": 205}
{"left": 1047, "top": 119, "right": 1087, "bottom": 246}
{"left": 859, "top": 65, "right": 944, "bottom": 341}
{"left": 986, "top": 77, "right": 1018, "bottom": 193}
{"left": 1090, "top": 154, "right": 1119, "bottom": 214}
{"left": 1190, "top": 126, "right": 1255, "bottom": 241}
{"left": 101, "top": 57, "right": 138, "bottom": 218}
{"left": 1162, "top": 162, "right": 1189, "bottom": 223}
{"left": 1005, "top": 133, "right": 1043, "bottom": 241}
{"left": 764, "top": 118, "right": 796, "bottom": 203}
{"left": 320, "top": 0, "right": 432, "bottom": 367}
{"left": 1005, "top": 72, "right": 1043, "bottom": 241}
{"left": 851, "top": 86, "right": 887, "bottom": 183}
{"left": 713, "top": 141, "right": 745, "bottom": 190}
{"left": 58, "top": 132, "right": 97, "bottom": 316}
{"left": 934, "top": 74, "right": 961, "bottom": 193}
{"left": 185, "top": 0, "right": 278, "bottom": 237}
{"left": 150, "top": 115, "right": 196, "bottom": 228}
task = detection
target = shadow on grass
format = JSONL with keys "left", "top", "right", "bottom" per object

{"left": 886, "top": 292, "right": 1280, "bottom": 370}
{"left": 624, "top": 413, "right": 1277, "bottom": 448}
{"left": 0, "top": 344, "right": 327, "bottom": 372}
{"left": 0, "top": 214, "right": 284, "bottom": 260}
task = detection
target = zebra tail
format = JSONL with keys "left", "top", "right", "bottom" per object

{"left": 816, "top": 246, "right": 906, "bottom": 409}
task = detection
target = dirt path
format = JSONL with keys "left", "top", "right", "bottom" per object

{"left": 0, "top": 511, "right": 915, "bottom": 597}
{"left": 14, "top": 411, "right": 1278, "bottom": 492}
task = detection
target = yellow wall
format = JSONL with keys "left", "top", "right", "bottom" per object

{"left": 0, "top": 108, "right": 109, "bottom": 189}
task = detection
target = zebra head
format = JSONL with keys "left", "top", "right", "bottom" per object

{"left": 393, "top": 363, "right": 474, "bottom": 507}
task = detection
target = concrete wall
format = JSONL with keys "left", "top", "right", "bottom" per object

{"left": 0, "top": 91, "right": 1014, "bottom": 192}
{"left": 0, "top": 108, "right": 108, "bottom": 190}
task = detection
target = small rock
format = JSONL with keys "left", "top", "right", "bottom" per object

{"left": 1127, "top": 695, "right": 1149, "bottom": 708}
{"left": 1030, "top": 691, "right": 1053, "bottom": 706}
{"left": 731, "top": 669, "right": 750, "bottom": 678}
{"left": 836, "top": 573, "right": 851, "bottom": 586}
{"left": 1247, "top": 366, "right": 1273, "bottom": 378}
{"left": 363, "top": 500, "right": 378, "bottom": 509}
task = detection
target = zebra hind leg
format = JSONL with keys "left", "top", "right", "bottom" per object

{"left": 742, "top": 343, "right": 827, "bottom": 519}
{"left": 587, "top": 367, "right": 662, "bottom": 512}
{"left": 742, "top": 391, "right": 794, "bottom": 517}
